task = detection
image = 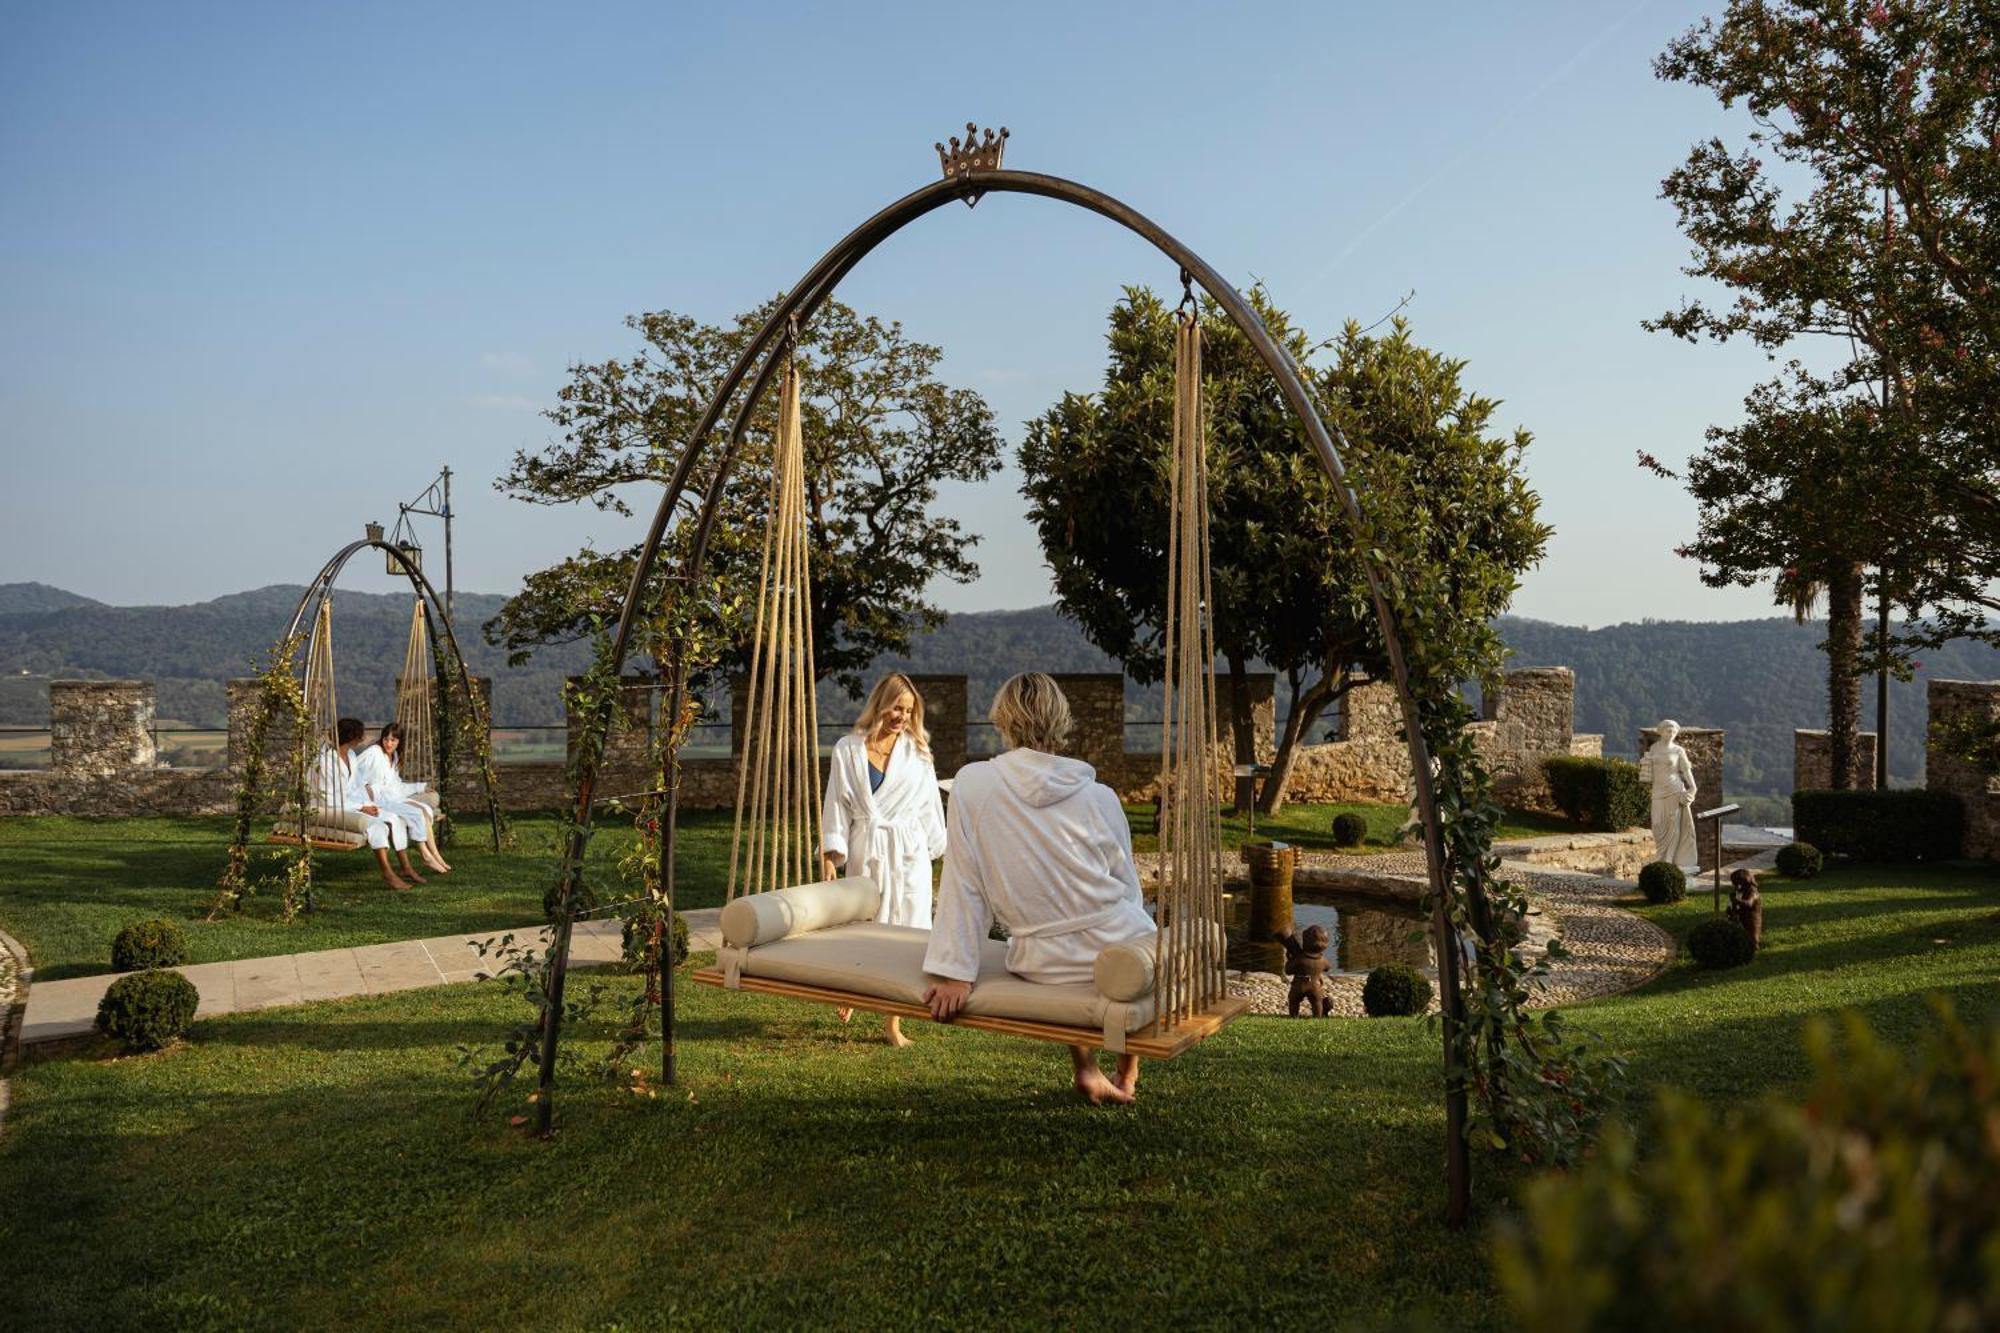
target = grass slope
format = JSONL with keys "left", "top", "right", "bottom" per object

{"left": 2, "top": 861, "right": 1995, "bottom": 1329}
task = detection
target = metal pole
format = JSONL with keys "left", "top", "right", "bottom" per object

{"left": 442, "top": 466, "right": 455, "bottom": 629}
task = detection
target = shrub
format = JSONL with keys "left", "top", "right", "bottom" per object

{"left": 1774, "top": 841, "right": 1823, "bottom": 879}
{"left": 621, "top": 912, "right": 691, "bottom": 971}
{"left": 95, "top": 969, "right": 199, "bottom": 1052}
{"left": 1543, "top": 756, "right": 1648, "bottom": 832}
{"left": 110, "top": 918, "right": 188, "bottom": 972}
{"left": 1361, "top": 963, "right": 1432, "bottom": 1017}
{"left": 1494, "top": 1000, "right": 2000, "bottom": 1332}
{"left": 1686, "top": 915, "right": 1755, "bottom": 970}
{"left": 1791, "top": 788, "right": 1964, "bottom": 862}
{"left": 1330, "top": 812, "right": 1369, "bottom": 848}
{"left": 1637, "top": 860, "right": 1686, "bottom": 905}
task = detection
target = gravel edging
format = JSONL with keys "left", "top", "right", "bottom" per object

{"left": 0, "top": 924, "right": 31, "bottom": 1139}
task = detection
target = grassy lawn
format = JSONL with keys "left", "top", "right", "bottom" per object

{"left": 2, "top": 850, "right": 1995, "bottom": 1329}
{"left": 1125, "top": 799, "right": 1584, "bottom": 854}
{"left": 0, "top": 812, "right": 739, "bottom": 981}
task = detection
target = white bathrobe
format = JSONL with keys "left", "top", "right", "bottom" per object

{"left": 923, "top": 749, "right": 1153, "bottom": 986}
{"left": 821, "top": 732, "right": 947, "bottom": 928}
{"left": 352, "top": 744, "right": 434, "bottom": 844}
{"left": 313, "top": 745, "right": 405, "bottom": 850}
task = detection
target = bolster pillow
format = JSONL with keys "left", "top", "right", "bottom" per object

{"left": 719, "top": 877, "right": 883, "bottom": 949}
{"left": 1093, "top": 921, "right": 1230, "bottom": 1003}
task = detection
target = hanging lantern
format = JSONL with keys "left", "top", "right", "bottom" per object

{"left": 389, "top": 541, "right": 422, "bottom": 576}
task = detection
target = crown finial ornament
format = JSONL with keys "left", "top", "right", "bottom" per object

{"left": 935, "top": 122, "right": 1009, "bottom": 179}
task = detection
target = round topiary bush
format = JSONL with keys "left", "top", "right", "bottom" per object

{"left": 1362, "top": 963, "right": 1433, "bottom": 1017}
{"left": 110, "top": 918, "right": 188, "bottom": 972}
{"left": 621, "top": 912, "right": 691, "bottom": 971}
{"left": 1331, "top": 813, "right": 1369, "bottom": 849}
{"left": 1638, "top": 860, "right": 1688, "bottom": 905}
{"left": 95, "top": 969, "right": 199, "bottom": 1052}
{"left": 1686, "top": 915, "right": 1756, "bottom": 971}
{"left": 1775, "top": 841, "right": 1823, "bottom": 879}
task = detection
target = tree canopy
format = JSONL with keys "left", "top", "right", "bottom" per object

{"left": 1018, "top": 287, "right": 1547, "bottom": 811}
{"left": 489, "top": 300, "right": 1003, "bottom": 696}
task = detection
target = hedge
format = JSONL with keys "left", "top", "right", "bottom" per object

{"left": 1791, "top": 789, "right": 1964, "bottom": 862}
{"left": 1542, "top": 756, "right": 1648, "bottom": 832}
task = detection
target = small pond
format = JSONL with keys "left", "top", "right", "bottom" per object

{"left": 1227, "top": 891, "right": 1433, "bottom": 975}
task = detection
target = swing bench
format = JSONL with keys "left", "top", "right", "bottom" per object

{"left": 687, "top": 304, "right": 1245, "bottom": 1057}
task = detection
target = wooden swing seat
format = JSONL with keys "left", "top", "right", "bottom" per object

{"left": 699, "top": 881, "right": 1245, "bottom": 1058}
{"left": 266, "top": 794, "right": 445, "bottom": 852}
{"left": 691, "top": 965, "right": 1246, "bottom": 1058}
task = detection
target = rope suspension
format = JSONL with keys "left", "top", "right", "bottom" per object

{"left": 1155, "top": 306, "right": 1226, "bottom": 1028}
{"left": 395, "top": 598, "right": 436, "bottom": 784}
{"left": 726, "top": 353, "right": 824, "bottom": 900}
{"left": 303, "top": 595, "right": 342, "bottom": 819}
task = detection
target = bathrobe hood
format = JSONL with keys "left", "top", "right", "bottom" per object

{"left": 992, "top": 748, "right": 1096, "bottom": 808}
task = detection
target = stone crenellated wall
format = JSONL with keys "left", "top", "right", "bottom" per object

{"left": 1925, "top": 680, "right": 2000, "bottom": 859}
{"left": 1482, "top": 667, "right": 1573, "bottom": 809}
{"left": 908, "top": 674, "right": 968, "bottom": 778}
{"left": 51, "top": 680, "right": 155, "bottom": 777}
{"left": 1794, "top": 729, "right": 1879, "bottom": 793}
{"left": 1284, "top": 679, "right": 1412, "bottom": 805}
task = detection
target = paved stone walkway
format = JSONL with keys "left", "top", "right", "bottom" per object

{"left": 18, "top": 908, "right": 725, "bottom": 1046}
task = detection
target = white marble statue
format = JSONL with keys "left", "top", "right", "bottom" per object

{"left": 1637, "top": 719, "right": 1699, "bottom": 868}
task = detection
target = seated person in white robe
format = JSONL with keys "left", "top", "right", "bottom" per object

{"left": 922, "top": 673, "right": 1154, "bottom": 1105}
{"left": 353, "top": 720, "right": 451, "bottom": 877}
{"left": 820, "top": 672, "right": 948, "bottom": 1047}
{"left": 316, "top": 717, "right": 416, "bottom": 890}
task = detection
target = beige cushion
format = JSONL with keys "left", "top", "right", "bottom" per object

{"left": 719, "top": 878, "right": 882, "bottom": 949}
{"left": 734, "top": 922, "right": 1155, "bottom": 1035}
{"left": 1093, "top": 922, "right": 1229, "bottom": 1002}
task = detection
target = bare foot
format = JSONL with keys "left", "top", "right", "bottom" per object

{"left": 1114, "top": 1055, "right": 1140, "bottom": 1097}
{"left": 837, "top": 1007, "right": 854, "bottom": 1024}
{"left": 401, "top": 866, "right": 427, "bottom": 885}
{"left": 1074, "top": 1063, "right": 1135, "bottom": 1106}
{"left": 885, "top": 1017, "right": 912, "bottom": 1048}
{"left": 383, "top": 873, "right": 411, "bottom": 891}
{"left": 422, "top": 849, "right": 451, "bottom": 874}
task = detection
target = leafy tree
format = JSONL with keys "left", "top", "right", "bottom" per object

{"left": 490, "top": 301, "right": 1004, "bottom": 695}
{"left": 1648, "top": 0, "right": 2000, "bottom": 780}
{"left": 1019, "top": 288, "right": 1547, "bottom": 813}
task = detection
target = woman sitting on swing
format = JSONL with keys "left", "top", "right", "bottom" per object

{"left": 820, "top": 671, "right": 947, "bottom": 1047}
{"left": 921, "top": 673, "right": 1153, "bottom": 1105}
{"left": 353, "top": 721, "right": 451, "bottom": 877}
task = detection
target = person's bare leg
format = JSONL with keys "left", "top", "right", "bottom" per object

{"left": 396, "top": 850, "right": 426, "bottom": 884}
{"left": 884, "top": 1015, "right": 912, "bottom": 1047}
{"left": 837, "top": 1007, "right": 853, "bottom": 1024}
{"left": 1113, "top": 1054, "right": 1140, "bottom": 1097}
{"left": 418, "top": 837, "right": 450, "bottom": 874}
{"left": 1069, "top": 1045, "right": 1134, "bottom": 1105}
{"left": 375, "top": 849, "right": 410, "bottom": 891}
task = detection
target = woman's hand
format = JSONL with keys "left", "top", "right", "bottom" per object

{"left": 820, "top": 852, "right": 844, "bottom": 882}
{"left": 923, "top": 978, "right": 972, "bottom": 1021}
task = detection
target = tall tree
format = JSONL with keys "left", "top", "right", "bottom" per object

{"left": 1019, "top": 289, "right": 1547, "bottom": 813}
{"left": 1650, "top": 0, "right": 2000, "bottom": 781}
{"left": 490, "top": 300, "right": 1003, "bottom": 695}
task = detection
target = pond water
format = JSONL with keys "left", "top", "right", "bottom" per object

{"left": 1230, "top": 892, "right": 1433, "bottom": 975}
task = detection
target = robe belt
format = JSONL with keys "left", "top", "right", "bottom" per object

{"left": 1007, "top": 904, "right": 1132, "bottom": 940}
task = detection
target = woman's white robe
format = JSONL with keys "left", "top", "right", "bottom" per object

{"left": 352, "top": 744, "right": 433, "bottom": 844}
{"left": 922, "top": 749, "right": 1153, "bottom": 986}
{"left": 820, "top": 732, "right": 946, "bottom": 928}
{"left": 313, "top": 745, "right": 405, "bottom": 850}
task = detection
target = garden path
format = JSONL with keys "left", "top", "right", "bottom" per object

{"left": 16, "top": 908, "right": 726, "bottom": 1047}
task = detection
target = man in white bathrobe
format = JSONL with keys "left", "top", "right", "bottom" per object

{"left": 922, "top": 673, "right": 1155, "bottom": 1105}
{"left": 315, "top": 717, "right": 416, "bottom": 889}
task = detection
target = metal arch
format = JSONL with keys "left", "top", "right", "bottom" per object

{"left": 537, "top": 168, "right": 1475, "bottom": 1223}
{"left": 276, "top": 538, "right": 504, "bottom": 851}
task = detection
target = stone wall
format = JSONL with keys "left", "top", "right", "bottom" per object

{"left": 1925, "top": 680, "right": 2000, "bottom": 858}
{"left": 908, "top": 675, "right": 968, "bottom": 778}
{"left": 1570, "top": 734, "right": 1604, "bottom": 757}
{"left": 1483, "top": 667, "right": 1573, "bottom": 809}
{"left": 51, "top": 680, "right": 154, "bottom": 777}
{"left": 1794, "top": 729, "right": 1879, "bottom": 793}
{"left": 1281, "top": 678, "right": 1412, "bottom": 805}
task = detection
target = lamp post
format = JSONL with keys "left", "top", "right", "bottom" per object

{"left": 390, "top": 467, "right": 455, "bottom": 628}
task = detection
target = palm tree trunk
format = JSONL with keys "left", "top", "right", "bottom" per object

{"left": 1827, "top": 561, "right": 1865, "bottom": 789}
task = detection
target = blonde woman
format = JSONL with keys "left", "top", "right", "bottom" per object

{"left": 921, "top": 673, "right": 1154, "bottom": 1105}
{"left": 820, "top": 671, "right": 948, "bottom": 1046}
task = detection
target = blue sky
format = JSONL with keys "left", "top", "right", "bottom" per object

{"left": 1, "top": 1, "right": 1787, "bottom": 625}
